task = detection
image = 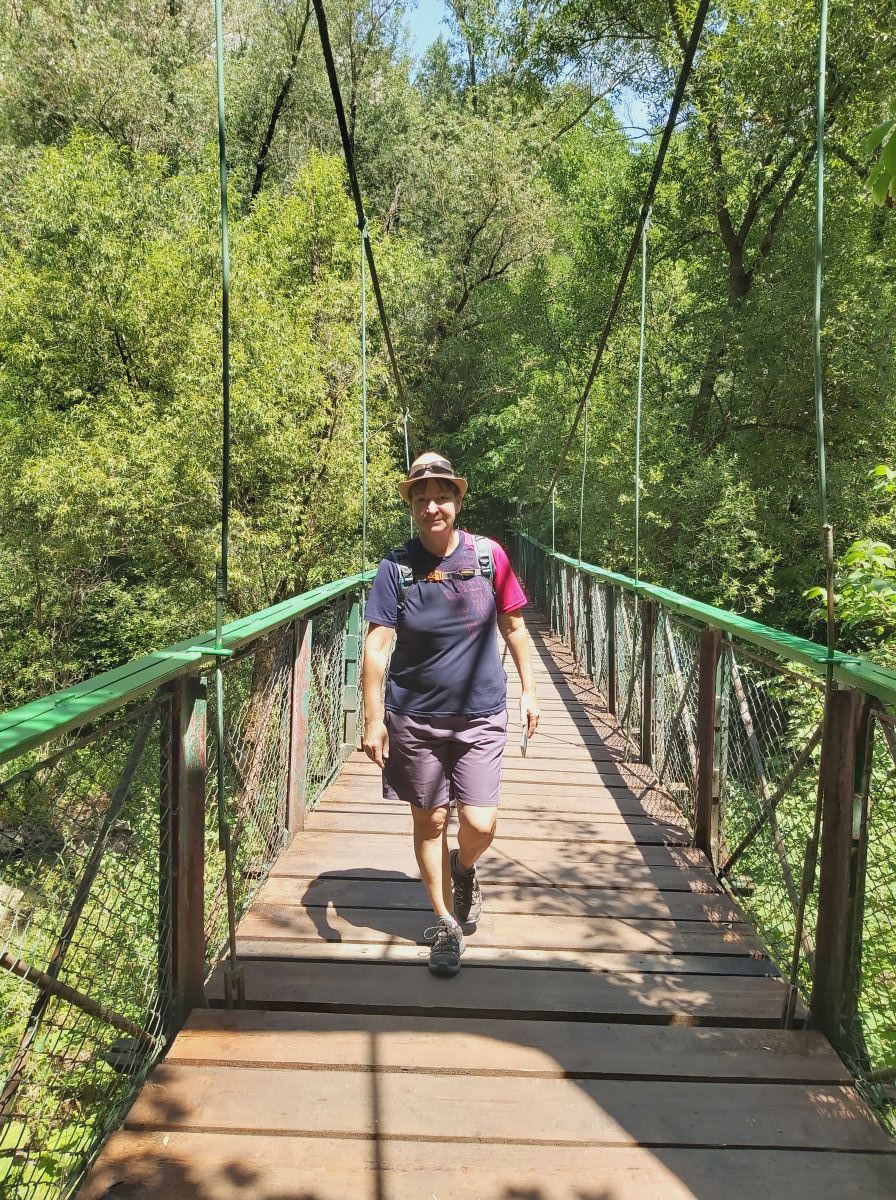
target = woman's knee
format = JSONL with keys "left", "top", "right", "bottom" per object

{"left": 411, "top": 804, "right": 450, "bottom": 840}
{"left": 457, "top": 804, "right": 497, "bottom": 838}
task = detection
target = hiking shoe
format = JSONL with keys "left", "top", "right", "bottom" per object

{"left": 451, "top": 847, "right": 482, "bottom": 925}
{"left": 424, "top": 917, "right": 464, "bottom": 977}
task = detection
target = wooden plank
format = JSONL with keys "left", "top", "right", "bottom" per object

{"left": 204, "top": 959, "right": 793, "bottom": 1025}
{"left": 231, "top": 941, "right": 776, "bottom": 977}
{"left": 327, "top": 776, "right": 675, "bottom": 802}
{"left": 320, "top": 796, "right": 688, "bottom": 823}
{"left": 283, "top": 828, "right": 707, "bottom": 869}
{"left": 240, "top": 895, "right": 759, "bottom": 954}
{"left": 253, "top": 874, "right": 745, "bottom": 921}
{"left": 275, "top": 860, "right": 718, "bottom": 893}
{"left": 78, "top": 1134, "right": 896, "bottom": 1200}
{"left": 341, "top": 755, "right": 627, "bottom": 776}
{"left": 306, "top": 810, "right": 691, "bottom": 845}
{"left": 169, "top": 1009, "right": 852, "bottom": 1082}
{"left": 119, "top": 1064, "right": 891, "bottom": 1150}
{"left": 273, "top": 857, "right": 717, "bottom": 895}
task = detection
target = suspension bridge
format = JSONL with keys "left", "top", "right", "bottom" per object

{"left": 3, "top": 0, "right": 896, "bottom": 1193}
{"left": 1, "top": 537, "right": 896, "bottom": 1198}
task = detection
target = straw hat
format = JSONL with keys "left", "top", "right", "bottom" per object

{"left": 398, "top": 454, "right": 468, "bottom": 502}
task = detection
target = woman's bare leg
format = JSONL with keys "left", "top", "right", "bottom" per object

{"left": 410, "top": 804, "right": 454, "bottom": 917}
{"left": 456, "top": 803, "right": 497, "bottom": 870}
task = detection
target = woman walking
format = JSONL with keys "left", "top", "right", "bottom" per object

{"left": 362, "top": 452, "right": 539, "bottom": 976}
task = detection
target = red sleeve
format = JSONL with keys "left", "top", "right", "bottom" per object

{"left": 489, "top": 540, "right": 527, "bottom": 614}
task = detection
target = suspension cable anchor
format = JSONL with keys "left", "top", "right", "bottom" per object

{"left": 187, "top": 646, "right": 234, "bottom": 657}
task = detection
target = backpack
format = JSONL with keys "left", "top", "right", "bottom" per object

{"left": 393, "top": 533, "right": 494, "bottom": 617}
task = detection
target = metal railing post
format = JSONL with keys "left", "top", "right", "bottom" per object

{"left": 841, "top": 698, "right": 874, "bottom": 1043}
{"left": 606, "top": 586, "right": 617, "bottom": 716}
{"left": 565, "top": 565, "right": 575, "bottom": 651}
{"left": 170, "top": 674, "right": 207, "bottom": 1024}
{"left": 583, "top": 576, "right": 594, "bottom": 682}
{"left": 342, "top": 596, "right": 361, "bottom": 755}
{"left": 810, "top": 688, "right": 864, "bottom": 1044}
{"left": 286, "top": 619, "right": 313, "bottom": 835}
{"left": 640, "top": 599, "right": 657, "bottom": 767}
{"left": 695, "top": 627, "right": 722, "bottom": 862}
{"left": 548, "top": 557, "right": 556, "bottom": 632}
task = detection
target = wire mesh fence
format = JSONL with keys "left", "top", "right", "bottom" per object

{"left": 516, "top": 533, "right": 896, "bottom": 1135}
{"left": 716, "top": 644, "right": 826, "bottom": 996}
{"left": 615, "top": 590, "right": 641, "bottom": 752}
{"left": 588, "top": 582, "right": 608, "bottom": 697}
{"left": 204, "top": 627, "right": 294, "bottom": 961}
{"left": 652, "top": 612, "right": 701, "bottom": 827}
{"left": 0, "top": 584, "right": 364, "bottom": 1199}
{"left": 0, "top": 699, "right": 171, "bottom": 1200}
{"left": 306, "top": 597, "right": 353, "bottom": 812}
{"left": 843, "top": 707, "right": 896, "bottom": 1134}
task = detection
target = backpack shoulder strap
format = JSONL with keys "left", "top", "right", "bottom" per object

{"left": 391, "top": 542, "right": 414, "bottom": 592}
{"left": 473, "top": 534, "right": 494, "bottom": 590}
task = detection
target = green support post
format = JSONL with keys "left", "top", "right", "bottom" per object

{"left": 342, "top": 596, "right": 361, "bottom": 756}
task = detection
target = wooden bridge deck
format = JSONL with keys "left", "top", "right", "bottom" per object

{"left": 79, "top": 613, "right": 896, "bottom": 1199}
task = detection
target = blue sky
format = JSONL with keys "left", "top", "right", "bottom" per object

{"left": 404, "top": 0, "right": 450, "bottom": 61}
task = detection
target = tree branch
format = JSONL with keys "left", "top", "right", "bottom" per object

{"left": 250, "top": 0, "right": 312, "bottom": 200}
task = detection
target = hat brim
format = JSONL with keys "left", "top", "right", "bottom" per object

{"left": 398, "top": 474, "right": 468, "bottom": 502}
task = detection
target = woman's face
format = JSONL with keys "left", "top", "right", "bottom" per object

{"left": 410, "top": 478, "right": 460, "bottom": 537}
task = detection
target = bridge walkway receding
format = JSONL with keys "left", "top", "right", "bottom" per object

{"left": 78, "top": 611, "right": 896, "bottom": 1199}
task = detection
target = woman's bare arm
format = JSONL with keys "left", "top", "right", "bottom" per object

{"left": 361, "top": 622, "right": 394, "bottom": 768}
{"left": 497, "top": 611, "right": 540, "bottom": 737}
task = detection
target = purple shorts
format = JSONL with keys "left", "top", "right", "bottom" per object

{"left": 382, "top": 710, "right": 508, "bottom": 810}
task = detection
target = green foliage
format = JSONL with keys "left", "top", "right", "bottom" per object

{"left": 0, "top": 133, "right": 420, "bottom": 706}
{"left": 865, "top": 105, "right": 896, "bottom": 207}
{"left": 806, "top": 467, "right": 896, "bottom": 661}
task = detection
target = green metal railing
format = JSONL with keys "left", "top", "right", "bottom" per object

{"left": 518, "top": 533, "right": 896, "bottom": 1133}
{"left": 0, "top": 574, "right": 369, "bottom": 1199}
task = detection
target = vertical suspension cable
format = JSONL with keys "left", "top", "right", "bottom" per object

{"left": 402, "top": 407, "right": 414, "bottom": 533}
{"left": 784, "top": 0, "right": 832, "bottom": 1030}
{"left": 213, "top": 0, "right": 230, "bottom": 637}
{"left": 360, "top": 221, "right": 368, "bottom": 578}
{"left": 551, "top": 486, "right": 556, "bottom": 555}
{"left": 575, "top": 400, "right": 589, "bottom": 669}
{"left": 578, "top": 399, "right": 589, "bottom": 565}
{"left": 634, "top": 211, "right": 650, "bottom": 587}
{"left": 212, "top": 0, "right": 243, "bottom": 1008}
{"left": 814, "top": 0, "right": 835, "bottom": 669}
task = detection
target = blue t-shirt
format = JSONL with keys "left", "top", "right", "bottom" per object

{"left": 365, "top": 532, "right": 522, "bottom": 717}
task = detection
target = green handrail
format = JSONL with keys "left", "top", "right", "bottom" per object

{"left": 520, "top": 533, "right": 896, "bottom": 707}
{"left": 0, "top": 571, "right": 375, "bottom": 766}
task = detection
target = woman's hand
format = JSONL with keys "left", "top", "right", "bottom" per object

{"left": 520, "top": 692, "right": 539, "bottom": 738}
{"left": 363, "top": 718, "right": 389, "bottom": 769}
